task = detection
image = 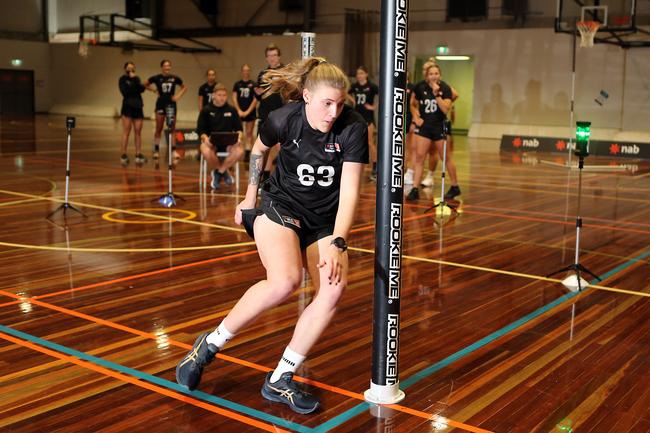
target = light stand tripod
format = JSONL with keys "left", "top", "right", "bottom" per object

{"left": 46, "top": 117, "right": 87, "bottom": 223}
{"left": 155, "top": 105, "right": 184, "bottom": 208}
{"left": 547, "top": 121, "right": 601, "bottom": 291}
{"left": 425, "top": 121, "right": 457, "bottom": 218}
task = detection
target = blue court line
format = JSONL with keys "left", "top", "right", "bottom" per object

{"left": 0, "top": 324, "right": 313, "bottom": 433}
{"left": 312, "top": 248, "right": 650, "bottom": 432}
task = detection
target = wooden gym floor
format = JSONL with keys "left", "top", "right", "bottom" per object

{"left": 0, "top": 116, "right": 648, "bottom": 433}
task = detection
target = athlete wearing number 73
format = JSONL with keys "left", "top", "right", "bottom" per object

{"left": 175, "top": 57, "right": 368, "bottom": 415}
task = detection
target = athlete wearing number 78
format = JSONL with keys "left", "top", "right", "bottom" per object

{"left": 175, "top": 57, "right": 368, "bottom": 414}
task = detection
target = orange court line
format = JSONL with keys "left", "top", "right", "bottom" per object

{"left": 0, "top": 331, "right": 289, "bottom": 433}
{"left": 398, "top": 200, "right": 650, "bottom": 236}
{"left": 0, "top": 289, "right": 486, "bottom": 430}
{"left": 32, "top": 249, "right": 258, "bottom": 301}
{"left": 462, "top": 203, "right": 650, "bottom": 229}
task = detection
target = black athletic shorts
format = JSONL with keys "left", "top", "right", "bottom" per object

{"left": 241, "top": 193, "right": 334, "bottom": 250}
{"left": 240, "top": 112, "right": 256, "bottom": 122}
{"left": 121, "top": 103, "right": 144, "bottom": 119}
{"left": 444, "top": 120, "right": 452, "bottom": 136}
{"left": 414, "top": 122, "right": 445, "bottom": 141}
{"left": 155, "top": 99, "right": 176, "bottom": 115}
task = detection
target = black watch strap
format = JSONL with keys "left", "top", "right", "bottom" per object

{"left": 330, "top": 236, "right": 348, "bottom": 252}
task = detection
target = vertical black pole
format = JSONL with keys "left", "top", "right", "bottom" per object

{"left": 364, "top": 0, "right": 408, "bottom": 405}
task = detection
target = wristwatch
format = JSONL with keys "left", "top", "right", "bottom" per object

{"left": 330, "top": 236, "right": 348, "bottom": 252}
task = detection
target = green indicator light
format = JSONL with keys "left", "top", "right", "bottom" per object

{"left": 576, "top": 121, "right": 591, "bottom": 141}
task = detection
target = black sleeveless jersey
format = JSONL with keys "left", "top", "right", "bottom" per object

{"left": 148, "top": 74, "right": 183, "bottom": 104}
{"left": 349, "top": 81, "right": 379, "bottom": 123}
{"left": 232, "top": 80, "right": 255, "bottom": 111}
{"left": 259, "top": 101, "right": 369, "bottom": 228}
{"left": 198, "top": 82, "right": 216, "bottom": 107}
{"left": 412, "top": 80, "right": 452, "bottom": 125}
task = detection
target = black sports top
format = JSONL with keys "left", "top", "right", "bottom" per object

{"left": 258, "top": 101, "right": 369, "bottom": 228}
{"left": 196, "top": 103, "right": 243, "bottom": 137}
{"left": 148, "top": 74, "right": 183, "bottom": 104}
{"left": 349, "top": 81, "right": 379, "bottom": 123}
{"left": 198, "top": 82, "right": 216, "bottom": 107}
{"left": 232, "top": 80, "right": 256, "bottom": 111}
{"left": 412, "top": 80, "right": 452, "bottom": 125}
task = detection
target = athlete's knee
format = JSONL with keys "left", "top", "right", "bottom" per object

{"left": 315, "top": 279, "right": 346, "bottom": 308}
{"left": 268, "top": 274, "right": 302, "bottom": 302}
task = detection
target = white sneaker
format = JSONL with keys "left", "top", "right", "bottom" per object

{"left": 404, "top": 169, "right": 414, "bottom": 185}
{"left": 422, "top": 172, "right": 434, "bottom": 187}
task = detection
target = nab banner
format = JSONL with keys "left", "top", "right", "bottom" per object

{"left": 500, "top": 135, "right": 650, "bottom": 159}
{"left": 164, "top": 128, "right": 201, "bottom": 148}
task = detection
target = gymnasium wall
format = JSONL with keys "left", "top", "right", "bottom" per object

{"left": 0, "top": 39, "right": 51, "bottom": 112}
{"left": 0, "top": 25, "right": 648, "bottom": 140}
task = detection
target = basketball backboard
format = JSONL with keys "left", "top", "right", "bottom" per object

{"left": 556, "top": 0, "right": 636, "bottom": 32}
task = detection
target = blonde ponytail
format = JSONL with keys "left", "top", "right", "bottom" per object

{"left": 262, "top": 57, "right": 349, "bottom": 102}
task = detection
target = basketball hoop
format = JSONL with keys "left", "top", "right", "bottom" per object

{"left": 78, "top": 38, "right": 95, "bottom": 58}
{"left": 577, "top": 21, "right": 601, "bottom": 47}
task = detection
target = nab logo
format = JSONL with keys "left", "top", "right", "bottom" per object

{"left": 555, "top": 140, "right": 566, "bottom": 151}
{"left": 609, "top": 143, "right": 620, "bottom": 155}
{"left": 175, "top": 132, "right": 185, "bottom": 143}
{"left": 513, "top": 137, "right": 539, "bottom": 148}
{"left": 522, "top": 138, "right": 539, "bottom": 148}
{"left": 621, "top": 144, "right": 640, "bottom": 154}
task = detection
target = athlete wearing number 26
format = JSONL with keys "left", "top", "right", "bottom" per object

{"left": 176, "top": 57, "right": 368, "bottom": 415}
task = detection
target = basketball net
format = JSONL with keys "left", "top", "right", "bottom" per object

{"left": 577, "top": 21, "right": 601, "bottom": 47}
{"left": 78, "top": 38, "right": 94, "bottom": 58}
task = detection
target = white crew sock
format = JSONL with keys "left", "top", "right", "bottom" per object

{"left": 205, "top": 322, "right": 235, "bottom": 350}
{"left": 270, "top": 347, "right": 306, "bottom": 383}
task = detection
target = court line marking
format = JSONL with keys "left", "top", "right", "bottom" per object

{"left": 389, "top": 198, "right": 650, "bottom": 236}
{"left": 0, "top": 290, "right": 487, "bottom": 433}
{"left": 0, "top": 177, "right": 58, "bottom": 207}
{"left": 0, "top": 240, "right": 255, "bottom": 253}
{"left": 0, "top": 326, "right": 298, "bottom": 433}
{"left": 102, "top": 207, "right": 197, "bottom": 224}
{"left": 350, "top": 247, "right": 650, "bottom": 298}
{"left": 0, "top": 188, "right": 246, "bottom": 233}
{"left": 313, "top": 246, "right": 650, "bottom": 432}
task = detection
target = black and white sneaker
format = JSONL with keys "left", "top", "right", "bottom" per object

{"left": 444, "top": 185, "right": 461, "bottom": 200}
{"left": 176, "top": 333, "right": 218, "bottom": 390}
{"left": 120, "top": 154, "right": 129, "bottom": 165}
{"left": 210, "top": 169, "right": 221, "bottom": 190}
{"left": 135, "top": 153, "right": 147, "bottom": 164}
{"left": 261, "top": 372, "right": 319, "bottom": 414}
{"left": 406, "top": 187, "right": 419, "bottom": 201}
{"left": 221, "top": 170, "right": 235, "bottom": 186}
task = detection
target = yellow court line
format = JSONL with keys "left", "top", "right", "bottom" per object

{"left": 349, "top": 247, "right": 650, "bottom": 298}
{"left": 102, "top": 208, "right": 197, "bottom": 224}
{"left": 2, "top": 188, "right": 647, "bottom": 297}
{"left": 0, "top": 188, "right": 246, "bottom": 233}
{"left": 0, "top": 240, "right": 255, "bottom": 253}
{"left": 0, "top": 177, "right": 58, "bottom": 207}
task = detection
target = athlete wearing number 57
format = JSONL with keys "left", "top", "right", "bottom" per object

{"left": 176, "top": 57, "right": 368, "bottom": 414}
{"left": 144, "top": 59, "right": 187, "bottom": 160}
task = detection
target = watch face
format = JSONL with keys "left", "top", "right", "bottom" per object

{"left": 332, "top": 237, "right": 347, "bottom": 251}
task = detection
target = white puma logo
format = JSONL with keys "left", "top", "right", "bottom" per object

{"left": 293, "top": 139, "right": 301, "bottom": 148}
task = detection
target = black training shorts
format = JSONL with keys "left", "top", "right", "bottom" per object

{"left": 414, "top": 122, "right": 445, "bottom": 141}
{"left": 241, "top": 192, "right": 334, "bottom": 250}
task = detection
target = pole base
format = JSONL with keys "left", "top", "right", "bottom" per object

{"left": 364, "top": 381, "right": 405, "bottom": 405}
{"left": 154, "top": 193, "right": 185, "bottom": 208}
{"left": 46, "top": 202, "right": 87, "bottom": 226}
{"left": 561, "top": 274, "right": 590, "bottom": 292}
